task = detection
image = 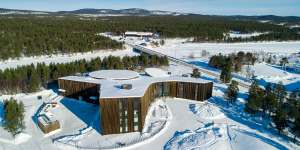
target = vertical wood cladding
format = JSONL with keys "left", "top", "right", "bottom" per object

{"left": 99, "top": 81, "right": 213, "bottom": 135}
{"left": 58, "top": 79, "right": 100, "bottom": 103}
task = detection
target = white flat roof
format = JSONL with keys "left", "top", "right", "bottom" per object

{"left": 59, "top": 73, "right": 211, "bottom": 99}
{"left": 125, "top": 31, "right": 153, "bottom": 36}
{"left": 145, "top": 68, "right": 169, "bottom": 77}
{"left": 89, "top": 70, "right": 140, "bottom": 80}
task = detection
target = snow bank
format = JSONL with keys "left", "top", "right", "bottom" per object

{"left": 164, "top": 124, "right": 289, "bottom": 150}
{"left": 164, "top": 124, "right": 229, "bottom": 150}
{"left": 189, "top": 102, "right": 225, "bottom": 120}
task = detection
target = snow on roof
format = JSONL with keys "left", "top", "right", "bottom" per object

{"left": 145, "top": 68, "right": 169, "bottom": 77}
{"left": 59, "top": 72, "right": 210, "bottom": 99}
{"left": 38, "top": 113, "right": 58, "bottom": 126}
{"left": 89, "top": 70, "right": 140, "bottom": 80}
{"left": 125, "top": 31, "right": 153, "bottom": 36}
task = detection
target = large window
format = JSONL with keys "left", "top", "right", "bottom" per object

{"left": 178, "top": 82, "right": 184, "bottom": 98}
{"left": 119, "top": 100, "right": 128, "bottom": 133}
{"left": 133, "top": 100, "right": 140, "bottom": 131}
{"left": 163, "top": 82, "right": 169, "bottom": 96}
{"left": 194, "top": 84, "right": 198, "bottom": 100}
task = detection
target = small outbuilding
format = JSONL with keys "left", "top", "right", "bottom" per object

{"left": 38, "top": 113, "right": 60, "bottom": 134}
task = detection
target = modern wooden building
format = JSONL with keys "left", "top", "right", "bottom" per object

{"left": 58, "top": 70, "right": 213, "bottom": 135}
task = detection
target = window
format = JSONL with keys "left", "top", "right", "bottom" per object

{"left": 158, "top": 83, "right": 164, "bottom": 97}
{"left": 178, "top": 83, "right": 184, "bottom": 98}
{"left": 163, "top": 82, "right": 169, "bottom": 96}
{"left": 133, "top": 100, "right": 140, "bottom": 131}
{"left": 194, "top": 84, "right": 198, "bottom": 100}
{"left": 119, "top": 100, "right": 128, "bottom": 133}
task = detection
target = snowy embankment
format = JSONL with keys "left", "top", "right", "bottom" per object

{"left": 54, "top": 98, "right": 171, "bottom": 150}
{"left": 189, "top": 102, "right": 225, "bottom": 120}
{"left": 0, "top": 46, "right": 137, "bottom": 70}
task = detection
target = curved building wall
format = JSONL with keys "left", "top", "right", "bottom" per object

{"left": 99, "top": 81, "right": 213, "bottom": 135}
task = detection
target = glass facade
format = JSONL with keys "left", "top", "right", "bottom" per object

{"left": 133, "top": 99, "right": 140, "bottom": 132}
{"left": 119, "top": 100, "right": 128, "bottom": 133}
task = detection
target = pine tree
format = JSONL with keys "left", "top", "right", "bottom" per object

{"left": 292, "top": 116, "right": 300, "bottom": 143}
{"left": 274, "top": 82, "right": 286, "bottom": 104}
{"left": 27, "top": 65, "right": 40, "bottom": 92}
{"left": 225, "top": 80, "right": 239, "bottom": 104}
{"left": 245, "top": 81, "right": 263, "bottom": 114}
{"left": 191, "top": 68, "right": 201, "bottom": 78}
{"left": 273, "top": 107, "right": 288, "bottom": 135}
{"left": 220, "top": 59, "right": 232, "bottom": 83}
{"left": 3, "top": 98, "right": 25, "bottom": 137}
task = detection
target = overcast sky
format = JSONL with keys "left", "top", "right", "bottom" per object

{"left": 1, "top": 0, "right": 300, "bottom": 16}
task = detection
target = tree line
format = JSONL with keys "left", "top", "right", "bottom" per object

{"left": 209, "top": 52, "right": 257, "bottom": 83}
{"left": 0, "top": 17, "right": 123, "bottom": 60}
{"left": 225, "top": 78, "right": 300, "bottom": 142}
{"left": 0, "top": 54, "right": 169, "bottom": 94}
{"left": 245, "top": 81, "right": 300, "bottom": 141}
{"left": 1, "top": 16, "right": 299, "bottom": 60}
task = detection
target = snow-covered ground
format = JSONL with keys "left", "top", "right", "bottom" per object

{"left": 1, "top": 35, "right": 299, "bottom": 149}
{"left": 143, "top": 38, "right": 300, "bottom": 91}
{"left": 0, "top": 91, "right": 171, "bottom": 150}
{"left": 154, "top": 39, "right": 300, "bottom": 59}
{"left": 227, "top": 31, "right": 268, "bottom": 39}
{"left": 241, "top": 63, "right": 300, "bottom": 90}
{"left": 54, "top": 99, "right": 170, "bottom": 150}
{"left": 0, "top": 47, "right": 137, "bottom": 70}
{"left": 0, "top": 74, "right": 299, "bottom": 150}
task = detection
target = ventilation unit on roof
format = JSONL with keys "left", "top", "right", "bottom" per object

{"left": 121, "top": 84, "right": 132, "bottom": 90}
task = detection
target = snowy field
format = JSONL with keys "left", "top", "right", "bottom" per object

{"left": 153, "top": 39, "right": 300, "bottom": 59}
{"left": 0, "top": 47, "right": 137, "bottom": 70}
{"left": 143, "top": 38, "right": 300, "bottom": 91}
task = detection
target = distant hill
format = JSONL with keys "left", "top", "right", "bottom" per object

{"left": 0, "top": 8, "right": 300, "bottom": 23}
{"left": 0, "top": 8, "right": 186, "bottom": 16}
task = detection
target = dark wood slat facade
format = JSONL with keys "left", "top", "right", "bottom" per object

{"left": 58, "top": 79, "right": 100, "bottom": 104}
{"left": 99, "top": 81, "right": 213, "bottom": 135}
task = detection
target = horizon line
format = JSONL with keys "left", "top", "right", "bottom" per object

{"left": 1, "top": 7, "right": 300, "bottom": 17}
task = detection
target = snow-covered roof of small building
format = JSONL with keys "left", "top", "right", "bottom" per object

{"left": 38, "top": 113, "right": 58, "bottom": 126}
{"left": 89, "top": 70, "right": 140, "bottom": 80}
{"left": 125, "top": 31, "right": 153, "bottom": 36}
{"left": 145, "top": 68, "right": 169, "bottom": 77}
{"left": 59, "top": 71, "right": 211, "bottom": 99}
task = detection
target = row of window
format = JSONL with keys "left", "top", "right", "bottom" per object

{"left": 119, "top": 99, "right": 140, "bottom": 133}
